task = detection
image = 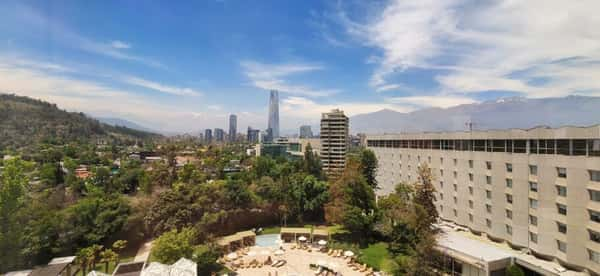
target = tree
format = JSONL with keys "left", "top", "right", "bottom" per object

{"left": 289, "top": 174, "right": 329, "bottom": 221}
{"left": 112, "top": 240, "right": 127, "bottom": 264}
{"left": 413, "top": 164, "right": 438, "bottom": 234}
{"left": 151, "top": 227, "right": 196, "bottom": 264}
{"left": 359, "top": 149, "right": 378, "bottom": 189}
{"left": 224, "top": 178, "right": 253, "bottom": 209}
{"left": 193, "top": 243, "right": 222, "bottom": 275}
{"left": 39, "top": 162, "right": 63, "bottom": 187}
{"left": 303, "top": 143, "right": 322, "bottom": 178}
{"left": 0, "top": 157, "right": 28, "bottom": 271}
{"left": 100, "top": 248, "right": 118, "bottom": 273}
{"left": 76, "top": 247, "right": 92, "bottom": 276}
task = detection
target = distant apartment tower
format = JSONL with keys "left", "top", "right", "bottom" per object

{"left": 214, "top": 128, "right": 225, "bottom": 142}
{"left": 247, "top": 127, "right": 260, "bottom": 144}
{"left": 204, "top": 129, "right": 212, "bottom": 144}
{"left": 366, "top": 126, "right": 600, "bottom": 274}
{"left": 229, "top": 114, "right": 237, "bottom": 142}
{"left": 268, "top": 90, "right": 280, "bottom": 139}
{"left": 299, "top": 125, "right": 313, "bottom": 138}
{"left": 320, "top": 109, "right": 349, "bottom": 177}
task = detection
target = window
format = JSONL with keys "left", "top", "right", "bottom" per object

{"left": 417, "top": 156, "right": 421, "bottom": 162}
{"left": 530, "top": 232, "right": 538, "bottom": 243}
{"left": 590, "top": 190, "right": 600, "bottom": 202}
{"left": 453, "top": 171, "right": 457, "bottom": 179}
{"left": 506, "top": 224, "right": 513, "bottom": 235}
{"left": 557, "top": 222, "right": 567, "bottom": 234}
{"left": 529, "top": 181, "right": 538, "bottom": 192}
{"left": 529, "top": 165, "right": 538, "bottom": 175}
{"left": 469, "top": 160, "right": 473, "bottom": 168}
{"left": 486, "top": 161, "right": 492, "bottom": 170}
{"left": 440, "top": 193, "right": 444, "bottom": 200}
{"left": 428, "top": 156, "right": 431, "bottom": 163}
{"left": 486, "top": 204, "right": 492, "bottom": 213}
{"left": 529, "top": 198, "right": 538, "bottom": 209}
{"left": 590, "top": 210, "right": 600, "bottom": 223}
{"left": 440, "top": 205, "right": 444, "bottom": 212}
{"left": 440, "top": 169, "right": 444, "bottom": 176}
{"left": 469, "top": 200, "right": 473, "bottom": 208}
{"left": 486, "top": 219, "right": 492, "bottom": 228}
{"left": 529, "top": 215, "right": 538, "bottom": 226}
{"left": 590, "top": 170, "right": 600, "bottom": 182}
{"left": 506, "top": 163, "right": 513, "bottom": 172}
{"left": 440, "top": 181, "right": 444, "bottom": 188}
{"left": 453, "top": 159, "right": 457, "bottom": 166}
{"left": 557, "top": 167, "right": 567, "bottom": 178}
{"left": 453, "top": 196, "right": 457, "bottom": 204}
{"left": 506, "top": 194, "right": 513, "bottom": 204}
{"left": 486, "top": 190, "right": 492, "bottom": 199}
{"left": 590, "top": 230, "right": 600, "bottom": 243}
{"left": 469, "top": 186, "right": 473, "bottom": 195}
{"left": 556, "top": 186, "right": 567, "bottom": 197}
{"left": 506, "top": 209, "right": 513, "bottom": 219}
{"left": 453, "top": 209, "right": 457, "bottom": 216}
{"left": 506, "top": 178, "right": 513, "bottom": 188}
{"left": 440, "top": 157, "right": 443, "bottom": 164}
{"left": 469, "top": 213, "right": 473, "bottom": 222}
{"left": 590, "top": 139, "right": 600, "bottom": 157}
{"left": 589, "top": 249, "right": 600, "bottom": 264}
{"left": 469, "top": 173, "right": 474, "bottom": 181}
{"left": 453, "top": 184, "right": 457, "bottom": 191}
{"left": 486, "top": 175, "right": 492, "bottom": 185}
{"left": 557, "top": 240, "right": 567, "bottom": 253}
{"left": 557, "top": 204, "right": 567, "bottom": 215}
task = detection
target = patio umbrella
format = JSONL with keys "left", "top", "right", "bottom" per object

{"left": 226, "top": 252, "right": 238, "bottom": 260}
{"left": 317, "top": 240, "right": 327, "bottom": 246}
{"left": 274, "top": 249, "right": 284, "bottom": 255}
{"left": 343, "top": 250, "right": 354, "bottom": 257}
{"left": 298, "top": 236, "right": 307, "bottom": 242}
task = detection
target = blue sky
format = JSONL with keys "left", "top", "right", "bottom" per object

{"left": 1, "top": 0, "right": 599, "bottom": 133}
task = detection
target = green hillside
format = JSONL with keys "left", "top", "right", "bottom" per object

{"left": 0, "top": 94, "right": 161, "bottom": 151}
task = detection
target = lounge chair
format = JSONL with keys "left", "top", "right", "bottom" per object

{"left": 360, "top": 264, "right": 368, "bottom": 272}
{"left": 275, "top": 260, "right": 287, "bottom": 267}
{"left": 327, "top": 249, "right": 333, "bottom": 255}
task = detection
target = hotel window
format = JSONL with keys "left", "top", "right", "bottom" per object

{"left": 590, "top": 210, "right": 600, "bottom": 223}
{"left": 557, "top": 167, "right": 567, "bottom": 178}
{"left": 557, "top": 203, "right": 567, "bottom": 215}
{"left": 486, "top": 190, "right": 492, "bottom": 199}
{"left": 469, "top": 200, "right": 473, "bottom": 208}
{"left": 506, "top": 163, "right": 513, "bottom": 172}
{"left": 440, "top": 169, "right": 444, "bottom": 176}
{"left": 506, "top": 178, "right": 513, "bottom": 188}
{"left": 453, "top": 209, "right": 457, "bottom": 217}
{"left": 440, "top": 157, "right": 443, "bottom": 164}
{"left": 486, "top": 219, "right": 492, "bottom": 228}
{"left": 453, "top": 159, "right": 457, "bottom": 166}
{"left": 590, "top": 230, "right": 600, "bottom": 243}
{"left": 486, "top": 204, "right": 492, "bottom": 213}
{"left": 529, "top": 215, "right": 538, "bottom": 226}
{"left": 408, "top": 155, "right": 411, "bottom": 160}
{"left": 440, "top": 181, "right": 444, "bottom": 188}
{"left": 530, "top": 232, "right": 538, "bottom": 243}
{"left": 440, "top": 205, "right": 444, "bottom": 212}
{"left": 589, "top": 249, "right": 600, "bottom": 264}
{"left": 529, "top": 181, "right": 538, "bottom": 192}
{"left": 468, "top": 187, "right": 473, "bottom": 195}
{"left": 486, "top": 176, "right": 492, "bottom": 185}
{"left": 589, "top": 190, "right": 600, "bottom": 202}
{"left": 506, "top": 209, "right": 513, "bottom": 219}
{"left": 557, "top": 240, "right": 567, "bottom": 253}
{"left": 589, "top": 139, "right": 600, "bottom": 157}
{"left": 557, "top": 222, "right": 567, "bottom": 234}
{"left": 417, "top": 156, "right": 421, "bottom": 162}
{"left": 440, "top": 193, "right": 444, "bottom": 200}
{"left": 453, "top": 171, "right": 457, "bottom": 179}
{"left": 469, "top": 173, "right": 474, "bottom": 182}
{"left": 529, "top": 198, "right": 538, "bottom": 209}
{"left": 556, "top": 186, "right": 567, "bottom": 197}
{"left": 506, "top": 224, "right": 513, "bottom": 235}
{"left": 453, "top": 184, "right": 457, "bottom": 191}
{"left": 590, "top": 170, "right": 600, "bottom": 182}
{"left": 506, "top": 194, "right": 513, "bottom": 204}
{"left": 469, "top": 213, "right": 473, "bottom": 222}
{"left": 469, "top": 160, "right": 473, "bottom": 168}
{"left": 453, "top": 196, "right": 457, "bottom": 204}
{"left": 486, "top": 161, "right": 492, "bottom": 170}
{"left": 529, "top": 165, "right": 538, "bottom": 175}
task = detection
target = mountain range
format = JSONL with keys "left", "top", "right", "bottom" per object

{"left": 350, "top": 95, "right": 600, "bottom": 134}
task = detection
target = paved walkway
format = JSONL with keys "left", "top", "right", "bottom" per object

{"left": 133, "top": 241, "right": 153, "bottom": 263}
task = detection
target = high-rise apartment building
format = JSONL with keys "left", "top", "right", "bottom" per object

{"left": 247, "top": 127, "right": 260, "bottom": 144}
{"left": 320, "top": 109, "right": 349, "bottom": 178}
{"left": 299, "top": 125, "right": 313, "bottom": 138}
{"left": 214, "top": 128, "right": 225, "bottom": 142}
{"left": 268, "top": 90, "right": 280, "bottom": 139}
{"left": 366, "top": 126, "right": 600, "bottom": 274}
{"left": 204, "top": 129, "right": 212, "bottom": 144}
{"left": 229, "top": 114, "right": 237, "bottom": 142}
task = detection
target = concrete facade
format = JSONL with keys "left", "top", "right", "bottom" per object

{"left": 366, "top": 126, "right": 600, "bottom": 274}
{"left": 320, "top": 109, "right": 349, "bottom": 178}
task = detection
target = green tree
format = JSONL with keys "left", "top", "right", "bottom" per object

{"left": 303, "top": 143, "right": 322, "bottom": 178}
{"left": 0, "top": 157, "right": 28, "bottom": 271}
{"left": 39, "top": 162, "right": 63, "bottom": 187}
{"left": 151, "top": 227, "right": 196, "bottom": 264}
{"left": 224, "top": 178, "right": 253, "bottom": 208}
{"left": 193, "top": 243, "right": 222, "bottom": 275}
{"left": 413, "top": 164, "right": 438, "bottom": 233}
{"left": 100, "top": 248, "right": 118, "bottom": 273}
{"left": 289, "top": 174, "right": 329, "bottom": 221}
{"left": 112, "top": 240, "right": 128, "bottom": 264}
{"left": 359, "top": 149, "right": 378, "bottom": 189}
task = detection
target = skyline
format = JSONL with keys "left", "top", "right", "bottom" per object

{"left": 1, "top": 1, "right": 600, "bottom": 133}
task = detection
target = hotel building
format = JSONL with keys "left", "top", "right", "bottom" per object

{"left": 320, "top": 109, "right": 349, "bottom": 178}
{"left": 367, "top": 126, "right": 600, "bottom": 275}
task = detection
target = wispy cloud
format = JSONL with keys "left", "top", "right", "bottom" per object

{"left": 240, "top": 60, "right": 340, "bottom": 97}
{"left": 385, "top": 95, "right": 476, "bottom": 108}
{"left": 280, "top": 96, "right": 412, "bottom": 119}
{"left": 111, "top": 40, "right": 131, "bottom": 49}
{"left": 123, "top": 76, "right": 202, "bottom": 96}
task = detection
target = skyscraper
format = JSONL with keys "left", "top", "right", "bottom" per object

{"left": 299, "top": 125, "right": 313, "bottom": 138}
{"left": 229, "top": 114, "right": 237, "bottom": 142}
{"left": 204, "top": 129, "right": 212, "bottom": 144}
{"left": 268, "top": 90, "right": 280, "bottom": 139}
{"left": 214, "top": 128, "right": 225, "bottom": 142}
{"left": 247, "top": 127, "right": 260, "bottom": 144}
{"left": 320, "top": 109, "right": 349, "bottom": 178}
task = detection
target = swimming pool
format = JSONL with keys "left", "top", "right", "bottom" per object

{"left": 255, "top": 233, "right": 281, "bottom": 248}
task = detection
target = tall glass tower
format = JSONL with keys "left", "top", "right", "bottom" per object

{"left": 268, "top": 90, "right": 280, "bottom": 138}
{"left": 229, "top": 114, "right": 237, "bottom": 142}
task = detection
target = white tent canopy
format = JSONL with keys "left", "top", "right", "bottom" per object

{"left": 344, "top": 251, "right": 354, "bottom": 257}
{"left": 317, "top": 240, "right": 327, "bottom": 246}
{"left": 298, "top": 236, "right": 307, "bottom": 242}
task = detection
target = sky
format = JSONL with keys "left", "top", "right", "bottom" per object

{"left": 1, "top": 0, "right": 600, "bottom": 134}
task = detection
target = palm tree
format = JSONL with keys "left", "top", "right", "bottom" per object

{"left": 100, "top": 249, "right": 118, "bottom": 273}
{"left": 88, "top": 244, "right": 104, "bottom": 271}
{"left": 112, "top": 240, "right": 128, "bottom": 264}
{"left": 76, "top": 247, "right": 92, "bottom": 275}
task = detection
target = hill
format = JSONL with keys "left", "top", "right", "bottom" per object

{"left": 97, "top": 117, "right": 158, "bottom": 133}
{"left": 0, "top": 94, "right": 161, "bottom": 151}
{"left": 350, "top": 95, "right": 600, "bottom": 134}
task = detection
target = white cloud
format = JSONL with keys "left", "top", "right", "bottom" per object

{"left": 240, "top": 60, "right": 340, "bottom": 97}
{"left": 111, "top": 40, "right": 131, "bottom": 49}
{"left": 280, "top": 96, "right": 412, "bottom": 120}
{"left": 123, "top": 76, "right": 202, "bottom": 96}
{"left": 385, "top": 95, "right": 477, "bottom": 108}
{"left": 341, "top": 0, "right": 600, "bottom": 99}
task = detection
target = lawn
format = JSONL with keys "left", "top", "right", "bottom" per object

{"left": 358, "top": 242, "right": 397, "bottom": 273}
